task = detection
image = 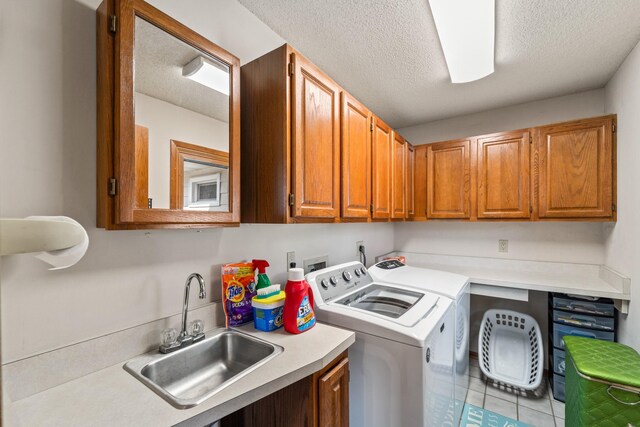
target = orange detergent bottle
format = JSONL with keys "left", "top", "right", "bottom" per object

{"left": 283, "top": 268, "right": 316, "bottom": 334}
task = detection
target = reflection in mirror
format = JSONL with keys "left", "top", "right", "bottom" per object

{"left": 169, "top": 140, "right": 229, "bottom": 211}
{"left": 133, "top": 16, "right": 230, "bottom": 211}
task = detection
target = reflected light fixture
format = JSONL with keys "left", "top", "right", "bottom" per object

{"left": 428, "top": 0, "right": 495, "bottom": 83}
{"left": 182, "top": 56, "right": 230, "bottom": 95}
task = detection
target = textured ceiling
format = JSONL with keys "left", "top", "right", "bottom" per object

{"left": 134, "top": 17, "right": 229, "bottom": 123}
{"left": 238, "top": 0, "right": 640, "bottom": 128}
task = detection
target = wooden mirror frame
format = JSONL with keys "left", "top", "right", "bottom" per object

{"left": 97, "top": 0, "right": 240, "bottom": 229}
{"left": 169, "top": 140, "right": 230, "bottom": 210}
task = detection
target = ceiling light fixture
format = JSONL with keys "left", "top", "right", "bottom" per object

{"left": 182, "top": 56, "right": 230, "bottom": 95}
{"left": 428, "top": 0, "right": 495, "bottom": 84}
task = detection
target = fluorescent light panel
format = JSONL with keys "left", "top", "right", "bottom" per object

{"left": 428, "top": 0, "right": 495, "bottom": 83}
{"left": 182, "top": 56, "right": 230, "bottom": 95}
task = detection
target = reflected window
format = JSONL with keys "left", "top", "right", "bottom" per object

{"left": 188, "top": 172, "right": 221, "bottom": 208}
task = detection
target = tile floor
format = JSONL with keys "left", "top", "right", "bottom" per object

{"left": 466, "top": 358, "right": 565, "bottom": 427}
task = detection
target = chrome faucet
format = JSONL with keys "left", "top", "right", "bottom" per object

{"left": 159, "top": 273, "right": 207, "bottom": 353}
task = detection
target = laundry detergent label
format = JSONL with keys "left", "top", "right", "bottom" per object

{"left": 297, "top": 296, "right": 316, "bottom": 331}
{"left": 222, "top": 263, "right": 257, "bottom": 327}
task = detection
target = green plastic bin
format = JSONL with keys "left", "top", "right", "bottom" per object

{"left": 564, "top": 336, "right": 640, "bottom": 427}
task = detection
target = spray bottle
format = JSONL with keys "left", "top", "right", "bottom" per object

{"left": 252, "top": 259, "right": 272, "bottom": 291}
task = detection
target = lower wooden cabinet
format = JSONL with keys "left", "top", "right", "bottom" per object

{"left": 317, "top": 356, "right": 350, "bottom": 427}
{"left": 221, "top": 352, "right": 349, "bottom": 427}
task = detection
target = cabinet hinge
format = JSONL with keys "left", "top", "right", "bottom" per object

{"left": 108, "top": 15, "right": 117, "bottom": 33}
{"left": 612, "top": 124, "right": 616, "bottom": 134}
{"left": 288, "top": 193, "right": 295, "bottom": 206}
{"left": 288, "top": 62, "right": 295, "bottom": 76}
{"left": 370, "top": 204, "right": 374, "bottom": 214}
{"left": 370, "top": 122, "right": 374, "bottom": 132}
{"left": 108, "top": 178, "right": 117, "bottom": 196}
{"left": 529, "top": 206, "right": 533, "bottom": 214}
{"left": 612, "top": 203, "right": 617, "bottom": 212}
{"left": 529, "top": 136, "right": 533, "bottom": 144}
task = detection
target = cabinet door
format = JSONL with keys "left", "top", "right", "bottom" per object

{"left": 427, "top": 139, "right": 472, "bottom": 219}
{"left": 319, "top": 357, "right": 350, "bottom": 427}
{"left": 537, "top": 117, "right": 614, "bottom": 218}
{"left": 391, "top": 132, "right": 407, "bottom": 219}
{"left": 412, "top": 145, "right": 428, "bottom": 221}
{"left": 477, "top": 130, "right": 531, "bottom": 219}
{"left": 341, "top": 92, "right": 371, "bottom": 219}
{"left": 372, "top": 117, "right": 392, "bottom": 219}
{"left": 291, "top": 53, "right": 341, "bottom": 219}
{"left": 406, "top": 143, "right": 415, "bottom": 218}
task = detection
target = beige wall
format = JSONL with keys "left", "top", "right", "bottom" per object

{"left": 398, "top": 89, "right": 605, "bottom": 145}
{"left": 604, "top": 39, "right": 640, "bottom": 351}
{"left": 0, "top": 0, "right": 394, "bottom": 363}
{"left": 134, "top": 92, "right": 229, "bottom": 209}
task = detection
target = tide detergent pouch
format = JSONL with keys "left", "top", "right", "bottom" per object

{"left": 222, "top": 262, "right": 257, "bottom": 327}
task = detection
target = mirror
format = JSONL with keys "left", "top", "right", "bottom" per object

{"left": 97, "top": 0, "right": 240, "bottom": 228}
{"left": 133, "top": 17, "right": 230, "bottom": 212}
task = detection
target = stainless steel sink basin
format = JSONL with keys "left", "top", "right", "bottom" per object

{"left": 124, "top": 328, "right": 283, "bottom": 408}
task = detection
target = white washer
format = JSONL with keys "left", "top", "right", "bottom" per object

{"left": 369, "top": 259, "right": 471, "bottom": 427}
{"left": 306, "top": 262, "right": 456, "bottom": 427}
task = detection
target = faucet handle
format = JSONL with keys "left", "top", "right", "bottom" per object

{"left": 161, "top": 328, "right": 178, "bottom": 347}
{"left": 189, "top": 319, "right": 204, "bottom": 336}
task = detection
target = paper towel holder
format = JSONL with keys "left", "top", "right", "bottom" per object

{"left": 0, "top": 217, "right": 86, "bottom": 256}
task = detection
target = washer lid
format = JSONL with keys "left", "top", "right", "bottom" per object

{"left": 369, "top": 262, "right": 469, "bottom": 299}
{"left": 334, "top": 284, "right": 424, "bottom": 319}
{"left": 328, "top": 282, "right": 441, "bottom": 328}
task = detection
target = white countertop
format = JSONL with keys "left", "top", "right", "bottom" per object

{"left": 4, "top": 323, "right": 355, "bottom": 427}
{"left": 395, "top": 252, "right": 631, "bottom": 300}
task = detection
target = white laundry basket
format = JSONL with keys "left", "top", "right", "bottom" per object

{"left": 478, "top": 309, "right": 544, "bottom": 392}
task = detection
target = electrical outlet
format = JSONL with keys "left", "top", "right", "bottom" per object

{"left": 498, "top": 239, "right": 509, "bottom": 253}
{"left": 356, "top": 241, "right": 364, "bottom": 257}
{"left": 286, "top": 251, "right": 296, "bottom": 269}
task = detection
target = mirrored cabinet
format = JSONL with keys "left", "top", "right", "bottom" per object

{"left": 97, "top": 0, "right": 240, "bottom": 229}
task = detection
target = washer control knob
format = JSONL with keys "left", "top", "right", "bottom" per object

{"left": 342, "top": 271, "right": 352, "bottom": 281}
{"left": 330, "top": 276, "right": 338, "bottom": 286}
{"left": 360, "top": 267, "right": 367, "bottom": 275}
{"left": 320, "top": 279, "right": 329, "bottom": 290}
{"left": 354, "top": 269, "right": 361, "bottom": 277}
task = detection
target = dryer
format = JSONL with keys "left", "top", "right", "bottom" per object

{"left": 306, "top": 262, "right": 456, "bottom": 427}
{"left": 369, "top": 259, "right": 471, "bottom": 427}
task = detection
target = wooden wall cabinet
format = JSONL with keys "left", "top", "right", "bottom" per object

{"left": 241, "top": 45, "right": 341, "bottom": 223}
{"left": 221, "top": 352, "right": 349, "bottom": 427}
{"left": 408, "top": 145, "right": 428, "bottom": 221}
{"left": 477, "top": 130, "right": 531, "bottom": 219}
{"left": 341, "top": 93, "right": 372, "bottom": 219}
{"left": 535, "top": 116, "right": 615, "bottom": 219}
{"left": 391, "top": 132, "right": 407, "bottom": 219}
{"left": 414, "top": 114, "right": 616, "bottom": 222}
{"left": 371, "top": 116, "right": 393, "bottom": 220}
{"left": 426, "top": 139, "right": 473, "bottom": 219}
{"left": 405, "top": 143, "right": 415, "bottom": 218}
